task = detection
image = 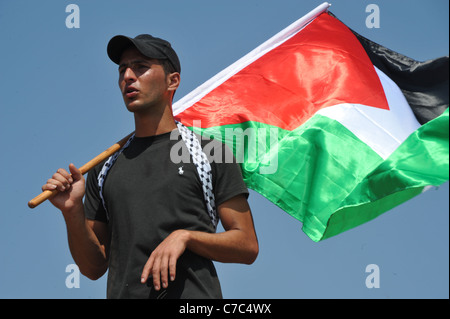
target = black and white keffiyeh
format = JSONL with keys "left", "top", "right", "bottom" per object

{"left": 97, "top": 121, "right": 218, "bottom": 228}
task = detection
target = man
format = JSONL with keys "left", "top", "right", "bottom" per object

{"left": 42, "top": 34, "right": 258, "bottom": 298}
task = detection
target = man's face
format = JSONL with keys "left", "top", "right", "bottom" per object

{"left": 118, "top": 47, "right": 170, "bottom": 113}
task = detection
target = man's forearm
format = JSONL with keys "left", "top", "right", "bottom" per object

{"left": 62, "top": 203, "right": 108, "bottom": 280}
{"left": 184, "top": 229, "right": 258, "bottom": 265}
{"left": 184, "top": 196, "right": 258, "bottom": 265}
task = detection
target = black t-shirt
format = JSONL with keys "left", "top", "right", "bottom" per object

{"left": 84, "top": 130, "right": 249, "bottom": 299}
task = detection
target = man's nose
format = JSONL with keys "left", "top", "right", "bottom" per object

{"left": 123, "top": 67, "right": 137, "bottom": 82}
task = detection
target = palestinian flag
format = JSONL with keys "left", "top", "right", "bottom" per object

{"left": 173, "top": 2, "right": 449, "bottom": 242}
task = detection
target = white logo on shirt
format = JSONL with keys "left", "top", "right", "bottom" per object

{"left": 178, "top": 166, "right": 184, "bottom": 175}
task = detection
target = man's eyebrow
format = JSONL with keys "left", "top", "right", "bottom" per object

{"left": 118, "top": 59, "right": 152, "bottom": 69}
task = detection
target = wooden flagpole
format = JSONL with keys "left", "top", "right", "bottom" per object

{"left": 28, "top": 132, "right": 134, "bottom": 209}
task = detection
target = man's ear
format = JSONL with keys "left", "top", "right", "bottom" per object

{"left": 167, "top": 72, "right": 180, "bottom": 92}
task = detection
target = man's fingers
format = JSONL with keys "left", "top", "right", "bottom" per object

{"left": 160, "top": 255, "right": 170, "bottom": 289}
{"left": 42, "top": 181, "right": 58, "bottom": 191}
{"left": 141, "top": 253, "right": 172, "bottom": 291}
{"left": 48, "top": 174, "right": 69, "bottom": 192}
{"left": 169, "top": 255, "right": 177, "bottom": 282}
{"left": 46, "top": 179, "right": 65, "bottom": 192}
{"left": 42, "top": 167, "right": 75, "bottom": 193}
{"left": 56, "top": 168, "right": 73, "bottom": 183}
{"left": 141, "top": 255, "right": 154, "bottom": 285}
{"left": 151, "top": 257, "right": 162, "bottom": 291}
{"left": 69, "top": 163, "right": 82, "bottom": 181}
{"left": 141, "top": 231, "right": 184, "bottom": 291}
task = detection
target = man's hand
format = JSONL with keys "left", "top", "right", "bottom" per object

{"left": 42, "top": 164, "right": 110, "bottom": 280}
{"left": 42, "top": 163, "right": 85, "bottom": 213}
{"left": 140, "top": 194, "right": 258, "bottom": 292}
{"left": 140, "top": 229, "right": 190, "bottom": 291}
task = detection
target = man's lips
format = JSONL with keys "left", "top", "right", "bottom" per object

{"left": 125, "top": 86, "right": 139, "bottom": 98}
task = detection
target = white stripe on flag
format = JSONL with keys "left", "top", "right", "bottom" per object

{"left": 316, "top": 66, "right": 420, "bottom": 159}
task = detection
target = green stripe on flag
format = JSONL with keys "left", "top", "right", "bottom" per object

{"left": 191, "top": 114, "right": 382, "bottom": 240}
{"left": 190, "top": 108, "right": 448, "bottom": 242}
{"left": 321, "top": 108, "right": 449, "bottom": 241}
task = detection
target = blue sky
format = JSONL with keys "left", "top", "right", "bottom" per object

{"left": 0, "top": 0, "right": 448, "bottom": 299}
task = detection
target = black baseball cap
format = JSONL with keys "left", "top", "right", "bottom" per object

{"left": 107, "top": 34, "right": 181, "bottom": 73}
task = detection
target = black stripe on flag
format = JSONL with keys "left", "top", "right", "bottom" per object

{"left": 329, "top": 12, "right": 449, "bottom": 125}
